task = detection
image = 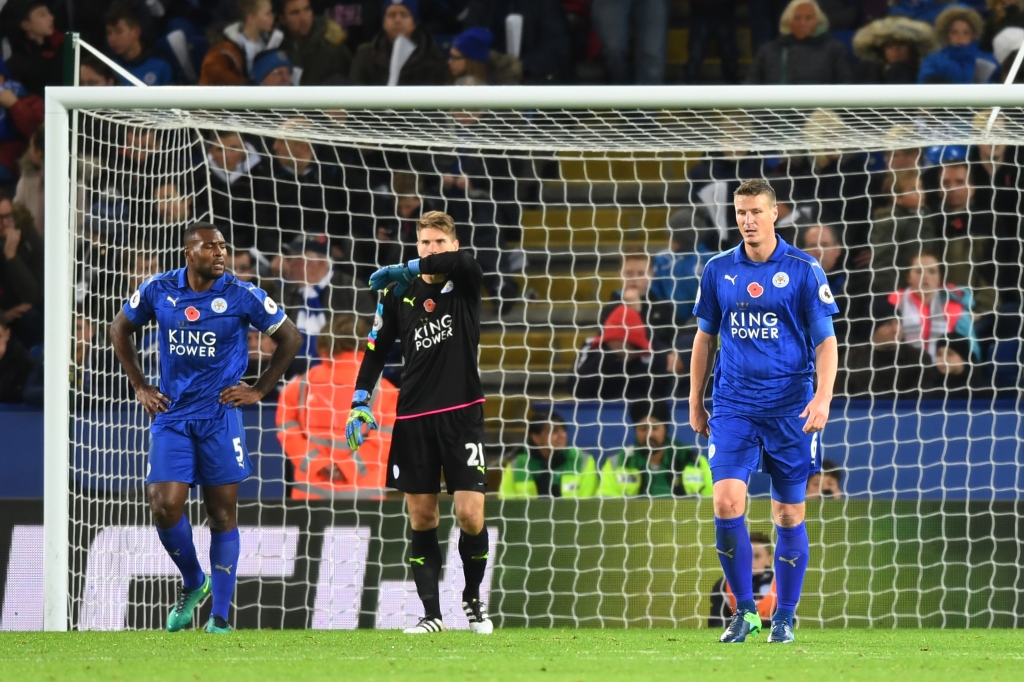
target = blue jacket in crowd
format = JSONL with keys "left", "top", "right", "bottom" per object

{"left": 917, "top": 42, "right": 1000, "bottom": 84}
{"left": 650, "top": 243, "right": 712, "bottom": 324}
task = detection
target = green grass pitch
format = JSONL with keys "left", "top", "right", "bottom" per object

{"left": 1, "top": 630, "right": 1020, "bottom": 681}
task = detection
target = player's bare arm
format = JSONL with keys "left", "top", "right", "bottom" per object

{"left": 689, "top": 328, "right": 718, "bottom": 439}
{"left": 110, "top": 310, "right": 171, "bottom": 418}
{"left": 800, "top": 335, "right": 838, "bottom": 434}
{"left": 220, "top": 318, "right": 302, "bottom": 408}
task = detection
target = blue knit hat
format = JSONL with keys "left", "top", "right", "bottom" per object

{"left": 452, "top": 27, "right": 493, "bottom": 64}
{"left": 382, "top": 0, "right": 419, "bottom": 22}
{"left": 252, "top": 49, "right": 291, "bottom": 85}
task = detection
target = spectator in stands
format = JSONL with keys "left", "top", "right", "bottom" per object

{"left": 650, "top": 206, "right": 714, "bottom": 325}
{"left": 104, "top": 1, "right": 175, "bottom": 86}
{"left": 842, "top": 296, "right": 927, "bottom": 398}
{"left": 279, "top": 0, "right": 353, "bottom": 85}
{"left": 350, "top": 0, "right": 448, "bottom": 85}
{"left": 789, "top": 111, "right": 871, "bottom": 242}
{"left": 0, "top": 0, "right": 64, "bottom": 97}
{"left": 866, "top": 173, "right": 936, "bottom": 296}
{"left": 746, "top": 0, "right": 851, "bottom": 85}
{"left": 279, "top": 234, "right": 375, "bottom": 361}
{"left": 251, "top": 49, "right": 295, "bottom": 86}
{"left": 686, "top": 0, "right": 739, "bottom": 84}
{"left": 853, "top": 15, "right": 939, "bottom": 83}
{"left": 918, "top": 6, "right": 1001, "bottom": 83}
{"left": 200, "top": 0, "right": 284, "bottom": 85}
{"left": 600, "top": 400, "right": 712, "bottom": 497}
{"left": 448, "top": 27, "right": 523, "bottom": 85}
{"left": 805, "top": 458, "right": 843, "bottom": 499}
{"left": 709, "top": 531, "right": 776, "bottom": 629}
{"left": 499, "top": 407, "right": 598, "bottom": 499}
{"left": 364, "top": 170, "right": 425, "bottom": 274}
{"left": 591, "top": 0, "right": 668, "bottom": 84}
{"left": 0, "top": 191, "right": 43, "bottom": 348}
{"left": 888, "top": 0, "right": 946, "bottom": 25}
{"left": 79, "top": 53, "right": 119, "bottom": 86}
{"left": 892, "top": 250, "right": 979, "bottom": 362}
{"left": 227, "top": 245, "right": 279, "bottom": 302}
{"left": 0, "top": 318, "right": 33, "bottom": 403}
{"left": 277, "top": 314, "right": 398, "bottom": 499}
{"left": 921, "top": 333, "right": 990, "bottom": 397}
{"left": 14, "top": 125, "right": 43, "bottom": 236}
{"left": 0, "top": 59, "right": 43, "bottom": 186}
{"left": 991, "top": 26, "right": 1024, "bottom": 80}
{"left": 799, "top": 223, "right": 858, "bottom": 345}
{"left": 258, "top": 123, "right": 348, "bottom": 253}
{"left": 982, "top": 0, "right": 1024, "bottom": 52}
{"left": 464, "top": 0, "right": 572, "bottom": 84}
{"left": 206, "top": 131, "right": 266, "bottom": 251}
{"left": 934, "top": 162, "right": 997, "bottom": 313}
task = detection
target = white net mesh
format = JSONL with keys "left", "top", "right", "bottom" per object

{"left": 62, "top": 102, "right": 1024, "bottom": 630}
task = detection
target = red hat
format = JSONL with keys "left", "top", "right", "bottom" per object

{"left": 598, "top": 304, "right": 651, "bottom": 352}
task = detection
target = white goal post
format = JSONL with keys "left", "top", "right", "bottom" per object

{"left": 43, "top": 84, "right": 1024, "bottom": 632}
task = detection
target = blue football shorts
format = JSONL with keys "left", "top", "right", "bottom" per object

{"left": 707, "top": 413, "right": 821, "bottom": 504}
{"left": 147, "top": 408, "right": 252, "bottom": 487}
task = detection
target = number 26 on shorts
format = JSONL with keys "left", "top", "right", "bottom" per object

{"left": 465, "top": 442, "right": 485, "bottom": 467}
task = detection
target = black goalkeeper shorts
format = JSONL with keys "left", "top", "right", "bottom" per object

{"left": 386, "top": 403, "right": 487, "bottom": 495}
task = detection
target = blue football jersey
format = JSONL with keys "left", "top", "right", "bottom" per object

{"left": 122, "top": 268, "right": 286, "bottom": 422}
{"left": 693, "top": 236, "right": 839, "bottom": 416}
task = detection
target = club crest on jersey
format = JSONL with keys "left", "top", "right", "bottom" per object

{"left": 441, "top": 280, "right": 454, "bottom": 294}
{"left": 747, "top": 282, "right": 764, "bottom": 298}
{"left": 772, "top": 272, "right": 790, "bottom": 288}
{"left": 211, "top": 298, "right": 228, "bottom": 313}
{"left": 184, "top": 306, "right": 200, "bottom": 322}
{"left": 424, "top": 299, "right": 436, "bottom": 312}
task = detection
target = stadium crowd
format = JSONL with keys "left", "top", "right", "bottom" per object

{"left": 1, "top": 0, "right": 1023, "bottom": 498}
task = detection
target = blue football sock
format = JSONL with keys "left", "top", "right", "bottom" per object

{"left": 209, "top": 528, "right": 240, "bottom": 620}
{"left": 156, "top": 516, "right": 205, "bottom": 591}
{"left": 774, "top": 522, "right": 810, "bottom": 615}
{"left": 715, "top": 515, "right": 755, "bottom": 610}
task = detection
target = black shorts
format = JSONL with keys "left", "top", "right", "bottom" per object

{"left": 386, "top": 403, "right": 487, "bottom": 495}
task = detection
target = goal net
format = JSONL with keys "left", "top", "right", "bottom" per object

{"left": 39, "top": 86, "right": 1024, "bottom": 632}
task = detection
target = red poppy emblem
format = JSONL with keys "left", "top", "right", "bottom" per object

{"left": 185, "top": 306, "right": 200, "bottom": 322}
{"left": 424, "top": 299, "right": 435, "bottom": 312}
{"left": 747, "top": 282, "right": 764, "bottom": 299}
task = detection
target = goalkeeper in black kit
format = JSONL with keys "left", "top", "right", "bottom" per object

{"left": 346, "top": 210, "right": 492, "bottom": 634}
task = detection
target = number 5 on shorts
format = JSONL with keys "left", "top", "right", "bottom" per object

{"left": 465, "top": 442, "right": 485, "bottom": 467}
{"left": 234, "top": 437, "right": 244, "bottom": 468}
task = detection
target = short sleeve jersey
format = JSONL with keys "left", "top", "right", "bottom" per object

{"left": 693, "top": 236, "right": 839, "bottom": 416}
{"left": 122, "top": 268, "right": 286, "bottom": 422}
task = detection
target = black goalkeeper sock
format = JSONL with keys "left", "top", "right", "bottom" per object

{"left": 458, "top": 528, "right": 489, "bottom": 603}
{"left": 410, "top": 528, "right": 443, "bottom": 620}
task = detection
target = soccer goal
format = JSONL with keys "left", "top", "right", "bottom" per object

{"left": 40, "top": 85, "right": 1024, "bottom": 632}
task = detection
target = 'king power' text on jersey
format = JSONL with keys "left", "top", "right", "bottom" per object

{"left": 693, "top": 236, "right": 839, "bottom": 416}
{"left": 356, "top": 250, "right": 484, "bottom": 417}
{"left": 122, "top": 268, "right": 287, "bottom": 422}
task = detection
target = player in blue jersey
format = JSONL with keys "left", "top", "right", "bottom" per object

{"left": 690, "top": 179, "right": 839, "bottom": 644}
{"left": 110, "top": 223, "right": 302, "bottom": 634}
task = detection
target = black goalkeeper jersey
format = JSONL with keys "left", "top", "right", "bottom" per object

{"left": 355, "top": 250, "right": 484, "bottom": 417}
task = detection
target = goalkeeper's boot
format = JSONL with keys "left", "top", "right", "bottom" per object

{"left": 462, "top": 599, "right": 494, "bottom": 634}
{"left": 204, "top": 616, "right": 232, "bottom": 634}
{"left": 719, "top": 610, "right": 762, "bottom": 643}
{"left": 403, "top": 616, "right": 446, "bottom": 634}
{"left": 166, "top": 575, "right": 211, "bottom": 632}
{"left": 767, "top": 619, "right": 795, "bottom": 644}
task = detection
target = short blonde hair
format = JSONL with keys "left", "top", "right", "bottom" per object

{"left": 417, "top": 210, "right": 458, "bottom": 239}
{"left": 779, "top": 0, "right": 828, "bottom": 35}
